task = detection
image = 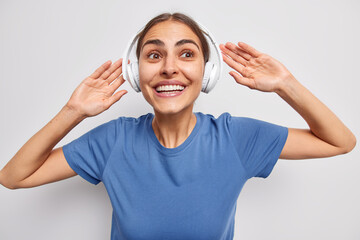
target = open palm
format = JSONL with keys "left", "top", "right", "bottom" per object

{"left": 67, "top": 59, "right": 127, "bottom": 118}
{"left": 220, "top": 42, "right": 293, "bottom": 92}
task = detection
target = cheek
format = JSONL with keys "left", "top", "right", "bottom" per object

{"left": 181, "top": 62, "right": 204, "bottom": 86}
{"left": 138, "top": 64, "right": 152, "bottom": 103}
{"left": 138, "top": 63, "right": 157, "bottom": 87}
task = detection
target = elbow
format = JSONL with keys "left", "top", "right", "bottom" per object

{"left": 2, "top": 184, "right": 18, "bottom": 190}
{"left": 341, "top": 134, "right": 357, "bottom": 154}
{"left": 0, "top": 171, "right": 20, "bottom": 190}
{"left": 348, "top": 134, "right": 357, "bottom": 152}
{"left": 1, "top": 181, "right": 21, "bottom": 190}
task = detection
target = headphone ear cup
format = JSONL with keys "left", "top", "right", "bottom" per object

{"left": 131, "top": 63, "right": 140, "bottom": 91}
{"left": 127, "top": 62, "right": 141, "bottom": 92}
{"left": 202, "top": 62, "right": 215, "bottom": 93}
{"left": 205, "top": 64, "right": 218, "bottom": 93}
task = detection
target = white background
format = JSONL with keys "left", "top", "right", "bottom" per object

{"left": 1, "top": 0, "right": 359, "bottom": 239}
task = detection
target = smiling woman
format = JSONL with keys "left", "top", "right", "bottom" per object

{"left": 139, "top": 21, "right": 204, "bottom": 117}
{"left": 0, "top": 12, "right": 356, "bottom": 240}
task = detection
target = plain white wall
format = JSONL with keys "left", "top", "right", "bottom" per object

{"left": 1, "top": 0, "right": 359, "bottom": 239}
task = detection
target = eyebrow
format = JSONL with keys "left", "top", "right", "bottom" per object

{"left": 142, "top": 39, "right": 200, "bottom": 50}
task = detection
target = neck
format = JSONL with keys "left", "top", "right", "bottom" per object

{"left": 152, "top": 106, "right": 197, "bottom": 148}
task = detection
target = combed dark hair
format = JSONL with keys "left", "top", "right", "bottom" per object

{"left": 135, "top": 12, "right": 210, "bottom": 62}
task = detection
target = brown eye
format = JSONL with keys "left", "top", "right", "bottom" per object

{"left": 148, "top": 52, "right": 161, "bottom": 59}
{"left": 180, "top": 51, "right": 194, "bottom": 58}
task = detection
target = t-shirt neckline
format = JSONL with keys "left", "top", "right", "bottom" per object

{"left": 146, "top": 112, "right": 202, "bottom": 156}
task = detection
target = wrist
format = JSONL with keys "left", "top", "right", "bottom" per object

{"left": 62, "top": 104, "right": 87, "bottom": 123}
{"left": 274, "top": 73, "right": 299, "bottom": 98}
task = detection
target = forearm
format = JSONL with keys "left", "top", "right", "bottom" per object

{"left": 276, "top": 74, "right": 356, "bottom": 152}
{"left": 0, "top": 105, "right": 85, "bottom": 186}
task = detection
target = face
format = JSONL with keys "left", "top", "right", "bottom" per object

{"left": 138, "top": 20, "right": 205, "bottom": 116}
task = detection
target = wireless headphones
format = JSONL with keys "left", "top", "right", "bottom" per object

{"left": 122, "top": 21, "right": 223, "bottom": 93}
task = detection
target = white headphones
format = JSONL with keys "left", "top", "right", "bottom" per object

{"left": 122, "top": 21, "right": 223, "bottom": 93}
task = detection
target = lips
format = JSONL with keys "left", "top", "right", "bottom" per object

{"left": 154, "top": 80, "right": 185, "bottom": 87}
{"left": 152, "top": 80, "right": 187, "bottom": 97}
{"left": 156, "top": 84, "right": 185, "bottom": 92}
{"left": 153, "top": 88, "right": 187, "bottom": 98}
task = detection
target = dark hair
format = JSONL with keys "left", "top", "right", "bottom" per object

{"left": 135, "top": 12, "right": 210, "bottom": 62}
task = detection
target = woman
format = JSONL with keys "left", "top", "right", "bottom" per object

{"left": 0, "top": 12, "right": 356, "bottom": 239}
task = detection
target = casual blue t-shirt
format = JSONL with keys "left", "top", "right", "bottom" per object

{"left": 62, "top": 112, "right": 288, "bottom": 240}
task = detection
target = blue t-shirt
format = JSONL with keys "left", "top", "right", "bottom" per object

{"left": 62, "top": 112, "right": 288, "bottom": 240}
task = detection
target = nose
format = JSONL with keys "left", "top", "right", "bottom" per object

{"left": 160, "top": 54, "right": 179, "bottom": 78}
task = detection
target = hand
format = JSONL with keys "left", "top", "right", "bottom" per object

{"left": 66, "top": 58, "right": 128, "bottom": 118}
{"left": 220, "top": 42, "right": 294, "bottom": 93}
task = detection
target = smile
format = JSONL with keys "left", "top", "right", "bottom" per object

{"left": 153, "top": 84, "right": 187, "bottom": 98}
{"left": 156, "top": 85, "right": 185, "bottom": 93}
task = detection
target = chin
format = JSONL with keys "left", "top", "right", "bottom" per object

{"left": 142, "top": 88, "right": 198, "bottom": 116}
{"left": 152, "top": 102, "right": 194, "bottom": 116}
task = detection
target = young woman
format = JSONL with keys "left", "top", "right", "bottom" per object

{"left": 0, "top": 12, "right": 356, "bottom": 239}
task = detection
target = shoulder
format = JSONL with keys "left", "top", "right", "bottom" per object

{"left": 195, "top": 112, "right": 245, "bottom": 135}
{"left": 196, "top": 112, "right": 259, "bottom": 127}
{"left": 114, "top": 113, "right": 152, "bottom": 127}
{"left": 119, "top": 113, "right": 153, "bottom": 122}
{"left": 118, "top": 113, "right": 153, "bottom": 128}
{"left": 87, "top": 113, "right": 153, "bottom": 138}
{"left": 195, "top": 112, "right": 232, "bottom": 122}
{"left": 197, "top": 112, "right": 287, "bottom": 136}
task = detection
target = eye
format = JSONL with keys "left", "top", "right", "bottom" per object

{"left": 180, "top": 51, "right": 194, "bottom": 58}
{"left": 148, "top": 52, "right": 161, "bottom": 59}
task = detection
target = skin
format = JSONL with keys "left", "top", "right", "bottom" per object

{"left": 138, "top": 21, "right": 205, "bottom": 148}
{"left": 0, "top": 20, "right": 356, "bottom": 189}
{"left": 0, "top": 59, "right": 128, "bottom": 189}
{"left": 219, "top": 42, "right": 356, "bottom": 158}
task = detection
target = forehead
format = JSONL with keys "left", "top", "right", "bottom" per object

{"left": 142, "top": 21, "right": 201, "bottom": 47}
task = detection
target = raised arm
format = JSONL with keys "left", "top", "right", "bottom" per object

{"left": 220, "top": 42, "right": 356, "bottom": 159}
{"left": 0, "top": 59, "right": 127, "bottom": 189}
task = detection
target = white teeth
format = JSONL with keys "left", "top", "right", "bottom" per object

{"left": 156, "top": 85, "right": 185, "bottom": 92}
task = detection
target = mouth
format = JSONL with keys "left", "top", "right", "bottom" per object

{"left": 155, "top": 84, "right": 185, "bottom": 93}
{"left": 153, "top": 80, "right": 187, "bottom": 97}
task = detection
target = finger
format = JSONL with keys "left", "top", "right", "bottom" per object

{"left": 109, "top": 75, "right": 125, "bottom": 93}
{"left": 99, "top": 58, "right": 123, "bottom": 80}
{"left": 224, "top": 42, "right": 252, "bottom": 61}
{"left": 90, "top": 60, "right": 112, "bottom": 79}
{"left": 221, "top": 52, "right": 247, "bottom": 76}
{"left": 237, "top": 42, "right": 262, "bottom": 58}
{"left": 105, "top": 90, "right": 128, "bottom": 109}
{"left": 229, "top": 71, "right": 256, "bottom": 89}
{"left": 220, "top": 43, "right": 247, "bottom": 66}
{"left": 107, "top": 65, "right": 123, "bottom": 84}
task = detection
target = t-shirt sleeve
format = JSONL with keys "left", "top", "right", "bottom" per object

{"left": 227, "top": 114, "right": 288, "bottom": 179}
{"left": 62, "top": 119, "right": 119, "bottom": 185}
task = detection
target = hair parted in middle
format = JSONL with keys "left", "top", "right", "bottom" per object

{"left": 135, "top": 12, "right": 210, "bottom": 63}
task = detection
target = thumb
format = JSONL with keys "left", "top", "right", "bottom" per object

{"left": 229, "top": 71, "right": 255, "bottom": 89}
{"left": 106, "top": 90, "right": 128, "bottom": 108}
